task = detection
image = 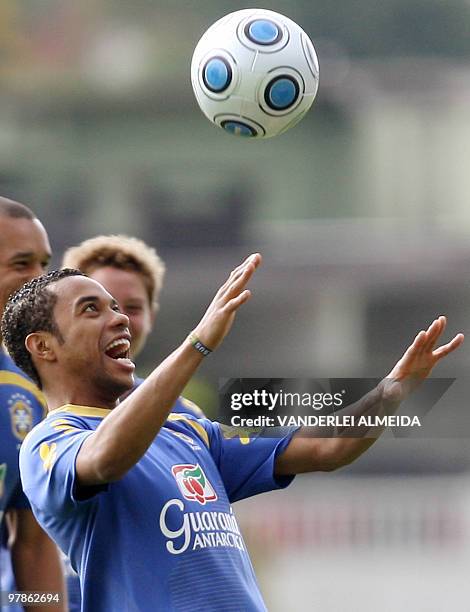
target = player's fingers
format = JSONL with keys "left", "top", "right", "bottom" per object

{"left": 430, "top": 315, "right": 446, "bottom": 340}
{"left": 251, "top": 252, "right": 262, "bottom": 268}
{"left": 219, "top": 254, "right": 261, "bottom": 294}
{"left": 223, "top": 257, "right": 259, "bottom": 299}
{"left": 411, "top": 330, "right": 427, "bottom": 350}
{"left": 229, "top": 264, "right": 255, "bottom": 295}
{"left": 218, "top": 269, "right": 243, "bottom": 295}
{"left": 224, "top": 289, "right": 251, "bottom": 312}
{"left": 423, "top": 317, "right": 445, "bottom": 351}
{"left": 400, "top": 330, "right": 427, "bottom": 363}
{"left": 229, "top": 253, "right": 262, "bottom": 279}
{"left": 220, "top": 267, "right": 248, "bottom": 294}
{"left": 432, "top": 333, "right": 464, "bottom": 360}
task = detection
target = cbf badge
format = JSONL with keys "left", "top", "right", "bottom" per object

{"left": 9, "top": 393, "right": 34, "bottom": 441}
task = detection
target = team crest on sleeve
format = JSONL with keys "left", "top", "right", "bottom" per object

{"left": 9, "top": 394, "right": 34, "bottom": 440}
{"left": 172, "top": 464, "right": 217, "bottom": 505}
{"left": 0, "top": 463, "right": 7, "bottom": 499}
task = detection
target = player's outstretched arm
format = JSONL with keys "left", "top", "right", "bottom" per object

{"left": 275, "top": 316, "right": 464, "bottom": 475}
{"left": 76, "top": 254, "right": 262, "bottom": 487}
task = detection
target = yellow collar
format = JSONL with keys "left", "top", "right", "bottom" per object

{"left": 48, "top": 404, "right": 112, "bottom": 419}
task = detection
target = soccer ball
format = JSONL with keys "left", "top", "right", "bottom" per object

{"left": 190, "top": 9, "right": 319, "bottom": 139}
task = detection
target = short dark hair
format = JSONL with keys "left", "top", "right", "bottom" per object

{"left": 0, "top": 196, "right": 35, "bottom": 220}
{"left": 1, "top": 269, "right": 84, "bottom": 388}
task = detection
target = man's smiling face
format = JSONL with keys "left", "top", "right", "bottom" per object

{"left": 47, "top": 275, "right": 136, "bottom": 400}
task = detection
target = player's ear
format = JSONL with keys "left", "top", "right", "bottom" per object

{"left": 25, "top": 332, "right": 57, "bottom": 363}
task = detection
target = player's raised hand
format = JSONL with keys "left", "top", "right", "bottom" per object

{"left": 383, "top": 316, "right": 464, "bottom": 402}
{"left": 192, "top": 253, "right": 262, "bottom": 351}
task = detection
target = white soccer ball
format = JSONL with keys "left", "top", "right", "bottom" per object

{"left": 191, "top": 9, "right": 319, "bottom": 139}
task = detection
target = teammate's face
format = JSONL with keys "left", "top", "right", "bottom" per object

{"left": 0, "top": 216, "right": 51, "bottom": 316}
{"left": 50, "top": 276, "right": 135, "bottom": 399}
{"left": 87, "top": 267, "right": 154, "bottom": 359}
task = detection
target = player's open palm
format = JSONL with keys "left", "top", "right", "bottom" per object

{"left": 383, "top": 316, "right": 464, "bottom": 402}
{"left": 193, "top": 253, "right": 262, "bottom": 350}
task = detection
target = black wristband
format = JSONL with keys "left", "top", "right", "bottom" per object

{"left": 188, "top": 332, "right": 212, "bottom": 357}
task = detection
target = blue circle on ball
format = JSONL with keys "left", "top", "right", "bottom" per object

{"left": 246, "top": 19, "right": 281, "bottom": 45}
{"left": 203, "top": 57, "right": 232, "bottom": 92}
{"left": 221, "top": 121, "right": 256, "bottom": 137}
{"left": 266, "top": 77, "right": 299, "bottom": 110}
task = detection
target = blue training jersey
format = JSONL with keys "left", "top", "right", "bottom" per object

{"left": 20, "top": 404, "right": 295, "bottom": 612}
{"left": 64, "top": 380, "right": 206, "bottom": 612}
{"left": 0, "top": 348, "right": 47, "bottom": 610}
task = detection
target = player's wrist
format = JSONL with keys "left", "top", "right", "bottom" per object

{"left": 187, "top": 331, "right": 213, "bottom": 357}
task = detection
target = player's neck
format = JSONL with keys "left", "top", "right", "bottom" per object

{"left": 43, "top": 384, "right": 120, "bottom": 412}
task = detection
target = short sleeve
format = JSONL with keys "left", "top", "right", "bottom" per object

{"left": 203, "top": 422, "right": 298, "bottom": 503}
{"left": 19, "top": 417, "right": 97, "bottom": 517}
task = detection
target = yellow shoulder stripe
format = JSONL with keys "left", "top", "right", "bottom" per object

{"left": 167, "top": 413, "right": 209, "bottom": 447}
{"left": 47, "top": 405, "right": 210, "bottom": 447}
{"left": 51, "top": 418, "right": 79, "bottom": 434}
{"left": 48, "top": 404, "right": 111, "bottom": 419}
{"left": 0, "top": 371, "right": 47, "bottom": 410}
{"left": 179, "top": 397, "right": 204, "bottom": 417}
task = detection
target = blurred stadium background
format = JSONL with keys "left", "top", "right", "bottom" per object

{"left": 1, "top": 1, "right": 470, "bottom": 609}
